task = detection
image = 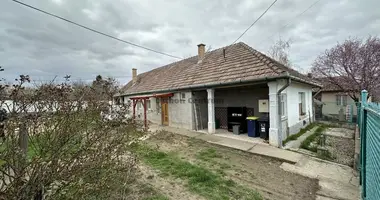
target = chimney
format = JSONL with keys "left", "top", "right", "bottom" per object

{"left": 197, "top": 43, "right": 205, "bottom": 62}
{"left": 132, "top": 68, "right": 137, "bottom": 84}
{"left": 307, "top": 73, "right": 312, "bottom": 78}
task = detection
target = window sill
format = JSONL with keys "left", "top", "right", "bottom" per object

{"left": 281, "top": 116, "right": 287, "bottom": 121}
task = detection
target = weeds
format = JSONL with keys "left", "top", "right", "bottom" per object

{"left": 283, "top": 123, "right": 316, "bottom": 145}
{"left": 134, "top": 144, "right": 262, "bottom": 200}
{"left": 300, "top": 125, "right": 327, "bottom": 152}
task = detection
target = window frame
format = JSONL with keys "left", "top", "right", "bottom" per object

{"left": 280, "top": 93, "right": 287, "bottom": 117}
{"left": 298, "top": 92, "right": 306, "bottom": 116}
{"left": 146, "top": 99, "right": 151, "bottom": 110}
{"left": 336, "top": 95, "right": 348, "bottom": 106}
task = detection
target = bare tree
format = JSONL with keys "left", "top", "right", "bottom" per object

{"left": 0, "top": 73, "right": 143, "bottom": 199}
{"left": 268, "top": 38, "right": 293, "bottom": 68}
{"left": 311, "top": 36, "right": 380, "bottom": 101}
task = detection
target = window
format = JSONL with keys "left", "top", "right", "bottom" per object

{"left": 336, "top": 95, "right": 348, "bottom": 106}
{"left": 156, "top": 98, "right": 160, "bottom": 114}
{"left": 146, "top": 99, "right": 151, "bottom": 109}
{"left": 298, "top": 92, "right": 306, "bottom": 116}
{"left": 280, "top": 94, "right": 287, "bottom": 117}
{"left": 181, "top": 93, "right": 186, "bottom": 99}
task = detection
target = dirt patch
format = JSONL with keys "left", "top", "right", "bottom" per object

{"left": 147, "top": 131, "right": 319, "bottom": 200}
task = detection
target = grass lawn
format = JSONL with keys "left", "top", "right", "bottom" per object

{"left": 134, "top": 144, "right": 262, "bottom": 200}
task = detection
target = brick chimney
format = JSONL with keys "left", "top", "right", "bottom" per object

{"left": 132, "top": 68, "right": 137, "bottom": 84}
{"left": 197, "top": 43, "right": 205, "bottom": 62}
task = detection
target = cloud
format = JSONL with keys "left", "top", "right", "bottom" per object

{"left": 0, "top": 0, "right": 379, "bottom": 83}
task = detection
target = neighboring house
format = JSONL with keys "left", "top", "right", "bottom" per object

{"left": 116, "top": 42, "right": 321, "bottom": 147}
{"left": 313, "top": 77, "right": 368, "bottom": 122}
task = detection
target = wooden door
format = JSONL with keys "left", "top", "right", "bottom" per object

{"left": 161, "top": 99, "right": 169, "bottom": 126}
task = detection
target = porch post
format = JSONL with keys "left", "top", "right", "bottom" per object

{"left": 143, "top": 98, "right": 147, "bottom": 130}
{"left": 207, "top": 88, "right": 215, "bottom": 134}
{"left": 267, "top": 82, "right": 280, "bottom": 147}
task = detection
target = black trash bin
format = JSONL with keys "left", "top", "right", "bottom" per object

{"left": 257, "top": 119, "right": 269, "bottom": 140}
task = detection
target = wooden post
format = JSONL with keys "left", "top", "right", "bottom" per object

{"left": 143, "top": 98, "right": 147, "bottom": 130}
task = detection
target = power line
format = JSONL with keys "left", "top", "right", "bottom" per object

{"left": 232, "top": 0, "right": 278, "bottom": 44}
{"left": 10, "top": 0, "right": 183, "bottom": 60}
{"left": 258, "top": 0, "right": 322, "bottom": 46}
{"left": 201, "top": 0, "right": 277, "bottom": 61}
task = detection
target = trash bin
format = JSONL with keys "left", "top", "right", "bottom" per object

{"left": 257, "top": 119, "right": 269, "bottom": 140}
{"left": 246, "top": 116, "right": 259, "bottom": 137}
{"left": 232, "top": 125, "right": 240, "bottom": 135}
{"left": 215, "top": 118, "right": 220, "bottom": 129}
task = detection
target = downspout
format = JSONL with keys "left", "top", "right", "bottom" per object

{"left": 277, "top": 78, "right": 291, "bottom": 148}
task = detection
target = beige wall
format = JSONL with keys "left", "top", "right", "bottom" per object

{"left": 321, "top": 92, "right": 358, "bottom": 115}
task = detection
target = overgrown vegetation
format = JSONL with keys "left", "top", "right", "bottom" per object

{"left": 300, "top": 125, "right": 327, "bottom": 152}
{"left": 0, "top": 72, "right": 147, "bottom": 199}
{"left": 283, "top": 123, "right": 317, "bottom": 145}
{"left": 134, "top": 144, "right": 262, "bottom": 200}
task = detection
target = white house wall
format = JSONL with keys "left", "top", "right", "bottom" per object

{"left": 285, "top": 82, "right": 314, "bottom": 135}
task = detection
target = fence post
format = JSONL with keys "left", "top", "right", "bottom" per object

{"left": 360, "top": 90, "right": 368, "bottom": 198}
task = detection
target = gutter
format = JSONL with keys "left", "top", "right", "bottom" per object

{"left": 277, "top": 77, "right": 291, "bottom": 148}
{"left": 116, "top": 73, "right": 322, "bottom": 97}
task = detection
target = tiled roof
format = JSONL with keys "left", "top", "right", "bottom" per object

{"left": 120, "top": 42, "right": 321, "bottom": 96}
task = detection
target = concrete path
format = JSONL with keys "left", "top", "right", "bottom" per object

{"left": 284, "top": 126, "right": 318, "bottom": 150}
{"left": 149, "top": 124, "right": 360, "bottom": 200}
{"left": 281, "top": 156, "right": 360, "bottom": 200}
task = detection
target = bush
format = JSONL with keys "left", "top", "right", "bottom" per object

{"left": 0, "top": 75, "right": 143, "bottom": 199}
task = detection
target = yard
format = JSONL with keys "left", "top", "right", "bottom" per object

{"left": 133, "top": 131, "right": 319, "bottom": 200}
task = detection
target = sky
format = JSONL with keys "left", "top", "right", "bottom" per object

{"left": 0, "top": 0, "right": 379, "bottom": 85}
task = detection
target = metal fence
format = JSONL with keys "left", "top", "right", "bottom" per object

{"left": 359, "top": 90, "right": 380, "bottom": 200}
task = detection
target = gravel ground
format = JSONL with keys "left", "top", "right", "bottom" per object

{"left": 325, "top": 135, "right": 355, "bottom": 167}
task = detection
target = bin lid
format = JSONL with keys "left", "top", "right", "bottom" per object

{"left": 246, "top": 116, "right": 259, "bottom": 120}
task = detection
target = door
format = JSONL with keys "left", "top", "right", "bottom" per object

{"left": 161, "top": 98, "right": 169, "bottom": 125}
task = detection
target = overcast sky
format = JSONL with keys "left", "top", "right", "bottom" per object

{"left": 0, "top": 0, "right": 379, "bottom": 85}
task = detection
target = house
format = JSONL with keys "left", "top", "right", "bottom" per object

{"left": 116, "top": 42, "right": 321, "bottom": 147}
{"left": 313, "top": 77, "right": 365, "bottom": 122}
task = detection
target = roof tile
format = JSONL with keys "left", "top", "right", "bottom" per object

{"left": 121, "top": 42, "right": 320, "bottom": 95}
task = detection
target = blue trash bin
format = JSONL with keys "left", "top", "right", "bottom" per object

{"left": 246, "top": 116, "right": 259, "bottom": 137}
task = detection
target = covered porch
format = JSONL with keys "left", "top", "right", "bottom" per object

{"left": 192, "top": 83, "right": 273, "bottom": 144}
